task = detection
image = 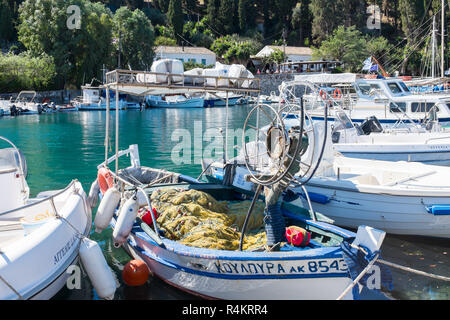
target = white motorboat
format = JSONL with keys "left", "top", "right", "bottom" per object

{"left": 330, "top": 110, "right": 450, "bottom": 165}
{"left": 288, "top": 74, "right": 450, "bottom": 127}
{"left": 73, "top": 85, "right": 141, "bottom": 111}
{"left": 0, "top": 137, "right": 115, "bottom": 300}
{"left": 9, "top": 91, "right": 43, "bottom": 115}
{"left": 205, "top": 121, "right": 450, "bottom": 238}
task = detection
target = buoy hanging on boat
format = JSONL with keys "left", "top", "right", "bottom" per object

{"left": 136, "top": 189, "right": 148, "bottom": 208}
{"left": 122, "top": 260, "right": 150, "bottom": 286}
{"left": 285, "top": 226, "right": 311, "bottom": 247}
{"left": 94, "top": 186, "right": 121, "bottom": 233}
{"left": 79, "top": 238, "right": 117, "bottom": 300}
{"left": 97, "top": 167, "right": 114, "bottom": 195}
{"left": 88, "top": 179, "right": 100, "bottom": 208}
{"left": 141, "top": 207, "right": 159, "bottom": 227}
{"left": 112, "top": 196, "right": 139, "bottom": 247}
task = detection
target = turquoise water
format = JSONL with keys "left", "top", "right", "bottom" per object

{"left": 0, "top": 108, "right": 449, "bottom": 300}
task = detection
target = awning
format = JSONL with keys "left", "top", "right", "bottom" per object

{"left": 294, "top": 73, "right": 357, "bottom": 84}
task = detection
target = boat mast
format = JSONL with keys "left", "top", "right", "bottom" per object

{"left": 432, "top": 15, "right": 436, "bottom": 79}
{"left": 442, "top": 0, "right": 445, "bottom": 78}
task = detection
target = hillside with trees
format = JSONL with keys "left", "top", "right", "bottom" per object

{"left": 0, "top": 0, "right": 448, "bottom": 92}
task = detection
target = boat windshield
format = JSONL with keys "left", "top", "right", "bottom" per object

{"left": 0, "top": 148, "right": 19, "bottom": 170}
{"left": 398, "top": 82, "right": 410, "bottom": 93}
{"left": 387, "top": 82, "right": 402, "bottom": 94}
{"left": 334, "top": 111, "right": 354, "bottom": 129}
{"left": 357, "top": 82, "right": 381, "bottom": 95}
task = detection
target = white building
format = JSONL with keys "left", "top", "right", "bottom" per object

{"left": 154, "top": 46, "right": 216, "bottom": 66}
{"left": 251, "top": 45, "right": 313, "bottom": 65}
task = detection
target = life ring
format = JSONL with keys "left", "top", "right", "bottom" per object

{"left": 97, "top": 167, "right": 114, "bottom": 195}
{"left": 334, "top": 88, "right": 342, "bottom": 99}
{"left": 319, "top": 89, "right": 327, "bottom": 100}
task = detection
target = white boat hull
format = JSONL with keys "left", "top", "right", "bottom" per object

{"left": 125, "top": 233, "right": 356, "bottom": 300}
{"left": 0, "top": 181, "right": 91, "bottom": 299}
{"left": 335, "top": 144, "right": 450, "bottom": 165}
{"left": 295, "top": 182, "right": 450, "bottom": 238}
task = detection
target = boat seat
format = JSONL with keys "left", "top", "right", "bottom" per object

{"left": 348, "top": 173, "right": 380, "bottom": 185}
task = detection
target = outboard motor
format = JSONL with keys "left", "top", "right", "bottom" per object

{"left": 359, "top": 116, "right": 383, "bottom": 135}
{"left": 37, "top": 104, "right": 43, "bottom": 114}
{"left": 10, "top": 104, "right": 19, "bottom": 116}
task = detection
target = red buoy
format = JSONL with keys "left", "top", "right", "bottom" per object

{"left": 122, "top": 260, "right": 150, "bottom": 286}
{"left": 141, "top": 208, "right": 159, "bottom": 227}
{"left": 285, "top": 226, "right": 311, "bottom": 247}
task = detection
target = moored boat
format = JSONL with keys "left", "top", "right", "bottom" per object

{"left": 0, "top": 137, "right": 116, "bottom": 300}
{"left": 89, "top": 144, "right": 388, "bottom": 300}
{"left": 146, "top": 94, "right": 204, "bottom": 108}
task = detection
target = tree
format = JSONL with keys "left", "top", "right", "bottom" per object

{"left": 157, "top": 0, "right": 170, "bottom": 13}
{"left": 262, "top": 48, "right": 286, "bottom": 66}
{"left": 291, "top": 0, "right": 312, "bottom": 45}
{"left": 17, "top": 0, "right": 114, "bottom": 88}
{"left": 238, "top": 0, "right": 247, "bottom": 33}
{"left": 167, "top": 0, "right": 183, "bottom": 44}
{"left": 217, "top": 0, "right": 235, "bottom": 35}
{"left": 0, "top": 52, "right": 56, "bottom": 92}
{"left": 310, "top": 0, "right": 341, "bottom": 44}
{"left": 211, "top": 35, "right": 262, "bottom": 63}
{"left": 274, "top": 0, "right": 296, "bottom": 27}
{"left": 206, "top": 0, "right": 220, "bottom": 31}
{"left": 113, "top": 7, "right": 155, "bottom": 70}
{"left": 313, "top": 25, "right": 368, "bottom": 72}
{"left": 0, "top": 0, "right": 15, "bottom": 44}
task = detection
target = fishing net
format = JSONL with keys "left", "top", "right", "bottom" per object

{"left": 149, "top": 188, "right": 267, "bottom": 251}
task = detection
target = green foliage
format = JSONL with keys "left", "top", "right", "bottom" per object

{"left": 182, "top": 19, "right": 215, "bottom": 48}
{"left": 154, "top": 36, "right": 177, "bottom": 46}
{"left": 211, "top": 35, "right": 262, "bottom": 64}
{"left": 262, "top": 48, "right": 286, "bottom": 65}
{"left": 113, "top": 7, "right": 155, "bottom": 70}
{"left": 0, "top": 0, "right": 15, "bottom": 44}
{"left": 17, "top": 0, "right": 114, "bottom": 88}
{"left": 217, "top": 0, "right": 235, "bottom": 35}
{"left": 142, "top": 7, "right": 167, "bottom": 26}
{"left": 167, "top": 0, "right": 183, "bottom": 43}
{"left": 313, "top": 25, "right": 368, "bottom": 72}
{"left": 183, "top": 61, "right": 214, "bottom": 71}
{"left": 0, "top": 52, "right": 56, "bottom": 92}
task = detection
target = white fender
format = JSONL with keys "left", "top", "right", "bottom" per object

{"left": 94, "top": 186, "right": 121, "bottom": 233}
{"left": 136, "top": 189, "right": 148, "bottom": 208}
{"left": 79, "top": 238, "right": 117, "bottom": 300}
{"left": 112, "top": 196, "right": 139, "bottom": 247}
{"left": 88, "top": 179, "right": 100, "bottom": 208}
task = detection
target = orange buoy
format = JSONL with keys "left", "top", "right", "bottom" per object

{"left": 333, "top": 88, "right": 342, "bottom": 99}
{"left": 285, "top": 226, "right": 311, "bottom": 247}
{"left": 122, "top": 260, "right": 150, "bottom": 287}
{"left": 97, "top": 167, "right": 114, "bottom": 195}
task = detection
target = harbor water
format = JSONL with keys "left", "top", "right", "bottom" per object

{"left": 0, "top": 107, "right": 449, "bottom": 300}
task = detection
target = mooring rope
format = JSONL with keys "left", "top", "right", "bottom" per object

{"left": 378, "top": 259, "right": 450, "bottom": 282}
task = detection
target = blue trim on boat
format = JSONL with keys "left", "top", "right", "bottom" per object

{"left": 135, "top": 230, "right": 345, "bottom": 261}
{"left": 285, "top": 113, "right": 450, "bottom": 124}
{"left": 426, "top": 205, "right": 450, "bottom": 216}
{"left": 139, "top": 248, "right": 349, "bottom": 280}
{"left": 341, "top": 150, "right": 450, "bottom": 155}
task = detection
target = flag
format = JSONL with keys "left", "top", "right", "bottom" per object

{"left": 362, "top": 57, "right": 372, "bottom": 71}
{"left": 370, "top": 64, "right": 379, "bottom": 72}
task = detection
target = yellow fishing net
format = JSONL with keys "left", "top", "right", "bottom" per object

{"left": 149, "top": 188, "right": 267, "bottom": 251}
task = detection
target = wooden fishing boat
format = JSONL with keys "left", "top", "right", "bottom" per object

{"left": 90, "top": 144, "right": 387, "bottom": 300}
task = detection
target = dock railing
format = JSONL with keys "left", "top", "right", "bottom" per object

{"left": 104, "top": 69, "right": 261, "bottom": 94}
